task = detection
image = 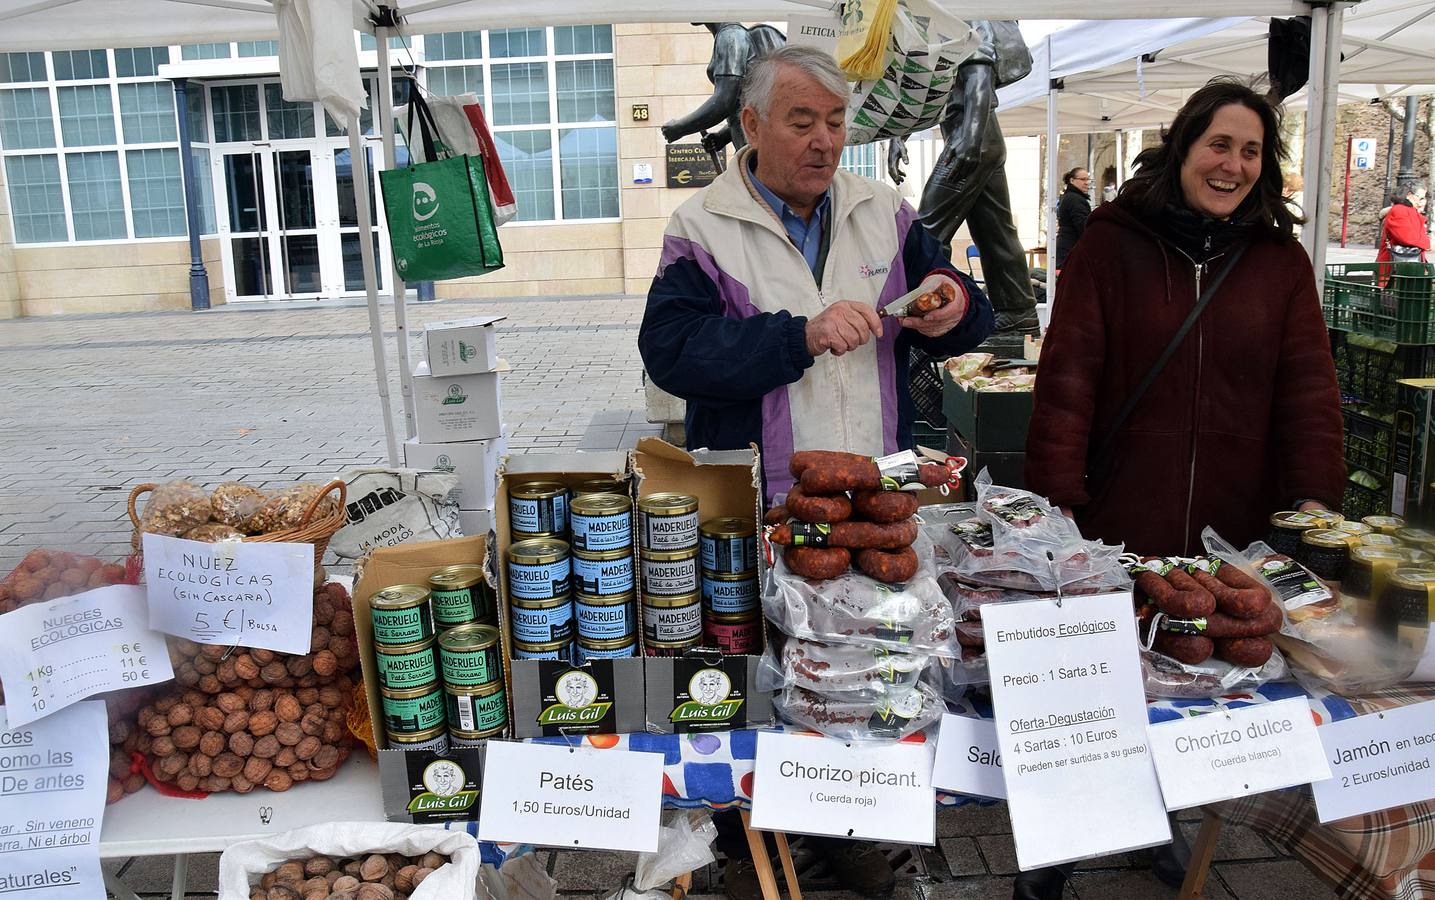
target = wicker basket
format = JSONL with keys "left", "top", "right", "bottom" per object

{"left": 127, "top": 479, "right": 347, "bottom": 574}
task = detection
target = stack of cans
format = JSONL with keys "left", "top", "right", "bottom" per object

{"left": 638, "top": 493, "right": 702, "bottom": 656}
{"left": 570, "top": 489, "right": 638, "bottom": 661}
{"left": 699, "top": 516, "right": 761, "bottom": 654}
{"left": 507, "top": 480, "right": 573, "bottom": 661}
{"left": 371, "top": 570, "right": 507, "bottom": 753}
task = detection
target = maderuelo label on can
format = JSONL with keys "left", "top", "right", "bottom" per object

{"left": 701, "top": 533, "right": 758, "bottom": 575}
{"left": 642, "top": 553, "right": 699, "bottom": 597}
{"left": 448, "top": 686, "right": 508, "bottom": 733}
{"left": 510, "top": 488, "right": 568, "bottom": 534}
{"left": 382, "top": 687, "right": 446, "bottom": 733}
{"left": 508, "top": 555, "right": 571, "bottom": 600}
{"left": 512, "top": 640, "right": 572, "bottom": 662}
{"left": 571, "top": 503, "right": 633, "bottom": 553}
{"left": 643, "top": 598, "right": 702, "bottom": 643}
{"left": 575, "top": 595, "right": 635, "bottom": 642}
{"left": 639, "top": 509, "right": 700, "bottom": 552}
{"left": 510, "top": 598, "right": 574, "bottom": 644}
{"left": 375, "top": 643, "right": 440, "bottom": 691}
{"left": 572, "top": 551, "right": 634, "bottom": 596}
{"left": 438, "top": 635, "right": 503, "bottom": 688}
{"left": 702, "top": 574, "right": 759, "bottom": 615}
{"left": 577, "top": 639, "right": 638, "bottom": 660}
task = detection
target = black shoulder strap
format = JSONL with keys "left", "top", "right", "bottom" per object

{"left": 1090, "top": 243, "right": 1249, "bottom": 468}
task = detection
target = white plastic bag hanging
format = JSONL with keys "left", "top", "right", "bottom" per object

{"left": 275, "top": 0, "right": 367, "bottom": 126}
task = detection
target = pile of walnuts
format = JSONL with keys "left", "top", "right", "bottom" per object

{"left": 251, "top": 851, "right": 451, "bottom": 900}
{"left": 134, "top": 479, "right": 340, "bottom": 548}
{"left": 169, "top": 583, "right": 360, "bottom": 692}
{"left": 134, "top": 674, "right": 356, "bottom": 794}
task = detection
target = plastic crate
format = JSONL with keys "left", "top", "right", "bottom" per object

{"left": 1342, "top": 408, "right": 1394, "bottom": 477}
{"left": 1343, "top": 475, "right": 1391, "bottom": 521}
{"left": 908, "top": 348, "right": 947, "bottom": 427}
{"left": 1323, "top": 261, "right": 1435, "bottom": 344}
{"left": 1331, "top": 331, "right": 1435, "bottom": 410}
{"left": 912, "top": 420, "right": 945, "bottom": 453}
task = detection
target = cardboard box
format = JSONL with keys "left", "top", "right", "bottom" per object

{"left": 459, "top": 507, "right": 495, "bottom": 537}
{"left": 632, "top": 438, "right": 774, "bottom": 734}
{"left": 1394, "top": 379, "right": 1435, "bottom": 523}
{"left": 404, "top": 435, "right": 504, "bottom": 509}
{"left": 412, "top": 361, "right": 502, "bottom": 444}
{"left": 425, "top": 314, "right": 503, "bottom": 375}
{"left": 353, "top": 535, "right": 497, "bottom": 822}
{"left": 495, "top": 452, "right": 647, "bottom": 738}
{"left": 942, "top": 370, "right": 1033, "bottom": 452}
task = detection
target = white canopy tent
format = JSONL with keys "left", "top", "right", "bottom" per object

{"left": 0, "top": 0, "right": 1356, "bottom": 460}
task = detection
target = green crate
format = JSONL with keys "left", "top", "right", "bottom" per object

{"left": 1342, "top": 408, "right": 1394, "bottom": 477}
{"left": 1324, "top": 261, "right": 1435, "bottom": 344}
{"left": 912, "top": 419, "right": 945, "bottom": 453}
{"left": 1332, "top": 331, "right": 1435, "bottom": 409}
{"left": 1343, "top": 477, "right": 1391, "bottom": 521}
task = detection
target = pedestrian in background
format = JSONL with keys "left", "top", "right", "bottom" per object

{"left": 1053, "top": 167, "right": 1092, "bottom": 270}
{"left": 1376, "top": 180, "right": 1429, "bottom": 285}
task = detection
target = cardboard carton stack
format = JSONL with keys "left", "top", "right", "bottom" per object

{"left": 403, "top": 316, "right": 506, "bottom": 536}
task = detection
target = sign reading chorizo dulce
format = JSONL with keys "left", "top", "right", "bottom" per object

{"left": 142, "top": 533, "right": 314, "bottom": 654}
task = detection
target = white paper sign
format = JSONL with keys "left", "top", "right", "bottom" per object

{"left": 0, "top": 700, "right": 107, "bottom": 899}
{"left": 478, "top": 741, "right": 663, "bottom": 852}
{"left": 0, "top": 585, "right": 175, "bottom": 728}
{"left": 787, "top": 13, "right": 841, "bottom": 53}
{"left": 749, "top": 731, "right": 937, "bottom": 845}
{"left": 932, "top": 714, "right": 1006, "bottom": 799}
{"left": 1311, "top": 701, "right": 1435, "bottom": 823}
{"left": 142, "top": 533, "right": 314, "bottom": 654}
{"left": 984, "top": 592, "right": 1170, "bottom": 870}
{"left": 1148, "top": 698, "right": 1331, "bottom": 810}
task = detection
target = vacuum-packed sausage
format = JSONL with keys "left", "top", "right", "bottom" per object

{"left": 852, "top": 489, "right": 920, "bottom": 524}
{"left": 783, "top": 546, "right": 851, "bottom": 580}
{"left": 855, "top": 546, "right": 919, "bottom": 583}
{"left": 1214, "top": 636, "right": 1274, "bottom": 668}
{"left": 1160, "top": 599, "right": 1283, "bottom": 638}
{"left": 786, "top": 484, "right": 853, "bottom": 524}
{"left": 1134, "top": 568, "right": 1215, "bottom": 618}
{"left": 1190, "top": 566, "right": 1270, "bottom": 619}
{"left": 790, "top": 450, "right": 949, "bottom": 493}
{"left": 1153, "top": 630, "right": 1215, "bottom": 665}
{"left": 769, "top": 519, "right": 919, "bottom": 550}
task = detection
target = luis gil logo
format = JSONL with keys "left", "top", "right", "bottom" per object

{"left": 407, "top": 758, "right": 479, "bottom": 814}
{"left": 670, "top": 668, "right": 743, "bottom": 723}
{"left": 412, "top": 182, "right": 439, "bottom": 221}
{"left": 441, "top": 385, "right": 467, "bottom": 405}
{"left": 538, "top": 671, "right": 613, "bottom": 726}
{"left": 433, "top": 454, "right": 456, "bottom": 473}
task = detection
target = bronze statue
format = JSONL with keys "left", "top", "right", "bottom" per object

{"left": 889, "top": 21, "right": 1038, "bottom": 348}
{"left": 660, "top": 22, "right": 786, "bottom": 158}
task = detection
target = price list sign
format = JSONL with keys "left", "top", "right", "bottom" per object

{"left": 984, "top": 592, "right": 1170, "bottom": 870}
{"left": 0, "top": 584, "right": 174, "bottom": 728}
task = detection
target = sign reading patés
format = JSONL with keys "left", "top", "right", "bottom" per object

{"left": 1312, "top": 700, "right": 1435, "bottom": 822}
{"left": 749, "top": 731, "right": 937, "bottom": 844}
{"left": 932, "top": 714, "right": 1006, "bottom": 799}
{"left": 478, "top": 741, "right": 663, "bottom": 851}
{"left": 1147, "top": 698, "right": 1331, "bottom": 810}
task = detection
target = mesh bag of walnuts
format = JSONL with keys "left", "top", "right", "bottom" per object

{"left": 217, "top": 823, "right": 480, "bottom": 900}
{"left": 134, "top": 674, "right": 356, "bottom": 795}
{"left": 132, "top": 479, "right": 341, "bottom": 550}
{"left": 168, "top": 582, "right": 360, "bottom": 693}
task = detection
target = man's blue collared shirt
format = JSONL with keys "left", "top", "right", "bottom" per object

{"left": 748, "top": 158, "right": 830, "bottom": 276}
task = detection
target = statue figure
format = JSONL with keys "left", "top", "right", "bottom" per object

{"left": 889, "top": 20, "right": 1037, "bottom": 349}
{"left": 660, "top": 23, "right": 786, "bottom": 158}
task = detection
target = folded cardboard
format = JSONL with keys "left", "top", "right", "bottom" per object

{"left": 459, "top": 507, "right": 495, "bottom": 537}
{"left": 495, "top": 452, "right": 646, "bottom": 738}
{"left": 942, "top": 369, "right": 1033, "bottom": 452}
{"left": 425, "top": 314, "right": 504, "bottom": 375}
{"left": 352, "top": 535, "right": 498, "bottom": 822}
{"left": 404, "top": 435, "right": 504, "bottom": 509}
{"left": 631, "top": 438, "right": 773, "bottom": 734}
{"left": 412, "top": 361, "right": 502, "bottom": 444}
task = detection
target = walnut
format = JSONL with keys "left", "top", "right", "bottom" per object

{"left": 263, "top": 769, "right": 293, "bottom": 792}
{"left": 342, "top": 862, "right": 362, "bottom": 878}
{"left": 417, "top": 853, "right": 444, "bottom": 871}
{"left": 393, "top": 867, "right": 417, "bottom": 894}
{"left": 262, "top": 662, "right": 290, "bottom": 685}
{"left": 289, "top": 762, "right": 310, "bottom": 782}
{"left": 295, "top": 736, "right": 322, "bottom": 761}
{"left": 231, "top": 774, "right": 255, "bottom": 794}
{"left": 301, "top": 713, "right": 326, "bottom": 737}
{"left": 172, "top": 725, "right": 201, "bottom": 750}
{"left": 166, "top": 704, "right": 194, "bottom": 727}
{"left": 267, "top": 886, "right": 301, "bottom": 900}
{"left": 145, "top": 716, "right": 171, "bottom": 737}
{"left": 229, "top": 732, "right": 255, "bottom": 757}
{"left": 253, "top": 649, "right": 276, "bottom": 665}
{"left": 355, "top": 884, "right": 392, "bottom": 900}
{"left": 358, "top": 856, "right": 389, "bottom": 882}
{"left": 212, "top": 753, "right": 244, "bottom": 778}
{"left": 274, "top": 747, "right": 299, "bottom": 767}
{"left": 275, "top": 863, "right": 306, "bottom": 887}
{"left": 252, "top": 483, "right": 338, "bottom": 533}
{"left": 218, "top": 658, "right": 239, "bottom": 684}
{"left": 176, "top": 772, "right": 201, "bottom": 792}
{"left": 159, "top": 753, "right": 187, "bottom": 777}
{"left": 296, "top": 688, "right": 320, "bottom": 706}
{"left": 151, "top": 736, "right": 176, "bottom": 758}
{"left": 211, "top": 482, "right": 268, "bottom": 533}
{"left": 122, "top": 772, "right": 145, "bottom": 793}
{"left": 199, "top": 675, "right": 223, "bottom": 694}
{"left": 311, "top": 746, "right": 341, "bottom": 770}
{"left": 196, "top": 706, "right": 226, "bottom": 731}
{"left": 190, "top": 754, "right": 213, "bottom": 777}
{"left": 249, "top": 711, "right": 279, "bottom": 737}
{"left": 253, "top": 734, "right": 281, "bottom": 759}
{"left": 243, "top": 757, "right": 273, "bottom": 784}
{"left": 155, "top": 695, "right": 180, "bottom": 714}
{"left": 236, "top": 655, "right": 262, "bottom": 681}
{"left": 331, "top": 612, "right": 354, "bottom": 637}
{"left": 276, "top": 695, "right": 304, "bottom": 722}
{"left": 203, "top": 775, "right": 231, "bottom": 792}
{"left": 318, "top": 686, "right": 345, "bottom": 709}
{"left": 106, "top": 779, "right": 124, "bottom": 804}
{"left": 333, "top": 876, "right": 360, "bottom": 893}
{"left": 249, "top": 689, "right": 276, "bottom": 712}
{"left": 304, "top": 858, "right": 335, "bottom": 878}
{"left": 325, "top": 871, "right": 342, "bottom": 887}
{"left": 216, "top": 693, "right": 247, "bottom": 714}
{"left": 322, "top": 722, "right": 345, "bottom": 745}
{"left": 412, "top": 868, "right": 435, "bottom": 887}
{"left": 312, "top": 651, "right": 338, "bottom": 678}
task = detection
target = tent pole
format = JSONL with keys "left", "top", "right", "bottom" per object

{"left": 1045, "top": 35, "right": 1058, "bottom": 310}
{"left": 350, "top": 112, "right": 400, "bottom": 466}
{"left": 1114, "top": 129, "right": 1124, "bottom": 189}
{"left": 378, "top": 23, "right": 417, "bottom": 442}
{"left": 1302, "top": 3, "right": 1345, "bottom": 284}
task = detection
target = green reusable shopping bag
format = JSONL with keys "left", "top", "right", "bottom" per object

{"left": 379, "top": 90, "right": 504, "bottom": 281}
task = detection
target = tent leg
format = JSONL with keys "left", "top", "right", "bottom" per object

{"left": 350, "top": 114, "right": 400, "bottom": 465}
{"left": 1302, "top": 3, "right": 1344, "bottom": 285}
{"left": 378, "top": 24, "right": 417, "bottom": 443}
{"left": 1044, "top": 38, "right": 1059, "bottom": 312}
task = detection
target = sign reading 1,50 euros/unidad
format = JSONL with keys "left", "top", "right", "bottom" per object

{"left": 143, "top": 533, "right": 314, "bottom": 654}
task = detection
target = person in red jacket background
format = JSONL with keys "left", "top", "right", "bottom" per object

{"left": 1376, "top": 180, "right": 1429, "bottom": 285}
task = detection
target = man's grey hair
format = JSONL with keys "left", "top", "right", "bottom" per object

{"left": 741, "top": 45, "right": 850, "bottom": 120}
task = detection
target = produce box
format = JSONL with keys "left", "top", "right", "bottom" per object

{"left": 632, "top": 438, "right": 774, "bottom": 734}
{"left": 353, "top": 536, "right": 493, "bottom": 822}
{"left": 424, "top": 314, "right": 503, "bottom": 376}
{"left": 494, "top": 452, "right": 646, "bottom": 738}
{"left": 941, "top": 369, "right": 1033, "bottom": 452}
{"left": 412, "top": 362, "right": 502, "bottom": 444}
{"left": 403, "top": 435, "right": 505, "bottom": 509}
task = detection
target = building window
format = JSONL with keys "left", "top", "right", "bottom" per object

{"left": 0, "top": 87, "right": 55, "bottom": 149}
{"left": 191, "top": 147, "right": 216, "bottom": 235}
{"left": 57, "top": 84, "right": 116, "bottom": 146}
{"left": 119, "top": 82, "right": 177, "bottom": 144}
{"left": 4, "top": 154, "right": 66, "bottom": 241}
{"left": 840, "top": 144, "right": 879, "bottom": 180}
{"left": 264, "top": 83, "right": 315, "bottom": 140}
{"left": 421, "top": 25, "right": 617, "bottom": 222}
{"left": 0, "top": 52, "right": 46, "bottom": 84}
{"left": 211, "top": 84, "right": 261, "bottom": 143}
{"left": 65, "top": 150, "right": 126, "bottom": 239}
{"left": 52, "top": 49, "right": 107, "bottom": 80}
{"left": 238, "top": 41, "right": 279, "bottom": 58}
{"left": 127, "top": 147, "right": 185, "bottom": 237}
{"left": 114, "top": 46, "right": 169, "bottom": 78}
{"left": 182, "top": 43, "right": 231, "bottom": 60}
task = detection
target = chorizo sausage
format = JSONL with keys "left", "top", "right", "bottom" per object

{"left": 786, "top": 484, "right": 853, "bottom": 524}
{"left": 1153, "top": 630, "right": 1215, "bottom": 665}
{"left": 1134, "top": 568, "right": 1216, "bottom": 618}
{"left": 1214, "top": 636, "right": 1274, "bottom": 668}
{"left": 851, "top": 489, "right": 920, "bottom": 524}
{"left": 764, "top": 505, "right": 789, "bottom": 526}
{"left": 1160, "top": 599, "right": 1283, "bottom": 638}
{"left": 791, "top": 450, "right": 949, "bottom": 493}
{"left": 855, "top": 546, "right": 919, "bottom": 583}
{"left": 783, "top": 546, "right": 851, "bottom": 580}
{"left": 1190, "top": 566, "right": 1269, "bottom": 619}
{"left": 769, "top": 519, "right": 919, "bottom": 550}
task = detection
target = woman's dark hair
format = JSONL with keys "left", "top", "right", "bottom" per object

{"left": 1062, "top": 167, "right": 1086, "bottom": 188}
{"left": 1117, "top": 76, "right": 1302, "bottom": 239}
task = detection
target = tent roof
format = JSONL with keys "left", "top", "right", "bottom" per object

{"left": 0, "top": 0, "right": 1313, "bottom": 52}
{"left": 996, "top": 0, "right": 1435, "bottom": 134}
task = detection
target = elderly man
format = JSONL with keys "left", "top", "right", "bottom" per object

{"left": 641, "top": 45, "right": 993, "bottom": 499}
{"left": 640, "top": 44, "right": 993, "bottom": 900}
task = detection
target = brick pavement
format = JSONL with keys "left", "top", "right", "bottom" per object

{"left": 0, "top": 297, "right": 1331, "bottom": 899}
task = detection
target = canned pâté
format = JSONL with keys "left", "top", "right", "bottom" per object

{"left": 509, "top": 593, "right": 574, "bottom": 644}
{"left": 509, "top": 480, "right": 570, "bottom": 536}
{"left": 573, "top": 477, "right": 625, "bottom": 498}
{"left": 570, "top": 493, "right": 633, "bottom": 553}
{"left": 373, "top": 637, "right": 439, "bottom": 692}
{"left": 511, "top": 636, "right": 573, "bottom": 661}
{"left": 446, "top": 681, "right": 508, "bottom": 735}
{"left": 637, "top": 493, "right": 700, "bottom": 553}
{"left": 507, "top": 537, "right": 571, "bottom": 601}
{"left": 380, "top": 682, "right": 446, "bottom": 734}
{"left": 640, "top": 548, "right": 699, "bottom": 597}
{"left": 571, "top": 547, "right": 634, "bottom": 596}
{"left": 701, "top": 571, "right": 759, "bottom": 616}
{"left": 385, "top": 724, "right": 449, "bottom": 752}
{"left": 427, "top": 564, "right": 494, "bottom": 628}
{"left": 574, "top": 590, "right": 635, "bottom": 643}
{"left": 369, "top": 584, "right": 434, "bottom": 646}
{"left": 642, "top": 590, "right": 702, "bottom": 644}
{"left": 699, "top": 516, "right": 757, "bottom": 575}
{"left": 576, "top": 634, "right": 638, "bottom": 660}
{"left": 437, "top": 623, "right": 503, "bottom": 689}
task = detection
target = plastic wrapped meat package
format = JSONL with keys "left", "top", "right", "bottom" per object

{"left": 763, "top": 531, "right": 957, "bottom": 655}
{"left": 773, "top": 680, "right": 945, "bottom": 741}
{"left": 757, "top": 636, "right": 930, "bottom": 697}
